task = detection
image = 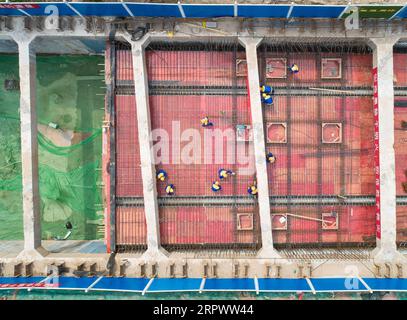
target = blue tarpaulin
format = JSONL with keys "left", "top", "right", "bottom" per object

{"left": 148, "top": 278, "right": 201, "bottom": 292}
{"left": 0, "top": 3, "right": 405, "bottom": 20}
{"left": 258, "top": 278, "right": 311, "bottom": 292}
{"left": 91, "top": 277, "right": 149, "bottom": 292}
{"left": 204, "top": 278, "right": 256, "bottom": 291}
{"left": 1, "top": 277, "right": 407, "bottom": 293}
{"left": 310, "top": 277, "right": 369, "bottom": 292}
{"left": 364, "top": 278, "right": 407, "bottom": 291}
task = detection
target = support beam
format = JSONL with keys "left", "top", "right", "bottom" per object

{"left": 369, "top": 37, "right": 405, "bottom": 264}
{"left": 239, "top": 37, "right": 279, "bottom": 259}
{"left": 14, "top": 36, "right": 47, "bottom": 259}
{"left": 130, "top": 37, "right": 167, "bottom": 260}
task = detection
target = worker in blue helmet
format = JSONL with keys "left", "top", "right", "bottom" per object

{"left": 201, "top": 116, "right": 214, "bottom": 128}
{"left": 261, "top": 93, "right": 273, "bottom": 105}
{"left": 218, "top": 168, "right": 236, "bottom": 180}
{"left": 247, "top": 181, "right": 258, "bottom": 196}
{"left": 211, "top": 181, "right": 222, "bottom": 192}
{"left": 266, "top": 152, "right": 276, "bottom": 164}
{"left": 165, "top": 184, "right": 175, "bottom": 195}
{"left": 156, "top": 169, "right": 167, "bottom": 182}
{"left": 260, "top": 85, "right": 275, "bottom": 95}
{"left": 288, "top": 63, "right": 299, "bottom": 74}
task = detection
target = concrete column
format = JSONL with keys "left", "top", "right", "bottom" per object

{"left": 130, "top": 38, "right": 167, "bottom": 259}
{"left": 239, "top": 37, "right": 279, "bottom": 259}
{"left": 369, "top": 37, "right": 405, "bottom": 263}
{"left": 13, "top": 36, "right": 47, "bottom": 259}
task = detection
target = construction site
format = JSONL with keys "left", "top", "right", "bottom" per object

{"left": 0, "top": 2, "right": 407, "bottom": 297}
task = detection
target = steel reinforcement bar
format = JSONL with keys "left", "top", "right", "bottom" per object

{"left": 116, "top": 195, "right": 376, "bottom": 207}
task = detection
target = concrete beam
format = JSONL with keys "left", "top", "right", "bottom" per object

{"left": 130, "top": 37, "right": 167, "bottom": 260}
{"left": 369, "top": 37, "right": 405, "bottom": 264}
{"left": 239, "top": 37, "right": 279, "bottom": 259}
{"left": 13, "top": 35, "right": 47, "bottom": 259}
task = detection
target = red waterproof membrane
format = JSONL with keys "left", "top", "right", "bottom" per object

{"left": 265, "top": 96, "right": 375, "bottom": 197}
{"left": 394, "top": 98, "right": 407, "bottom": 244}
{"left": 159, "top": 206, "right": 260, "bottom": 246}
{"left": 149, "top": 95, "right": 256, "bottom": 197}
{"left": 116, "top": 206, "right": 147, "bottom": 245}
{"left": 394, "top": 53, "right": 407, "bottom": 87}
{"left": 395, "top": 100, "right": 407, "bottom": 196}
{"left": 115, "top": 95, "right": 143, "bottom": 197}
{"left": 271, "top": 206, "right": 376, "bottom": 245}
{"left": 146, "top": 50, "right": 247, "bottom": 87}
{"left": 397, "top": 207, "right": 407, "bottom": 244}
{"left": 259, "top": 52, "right": 373, "bottom": 87}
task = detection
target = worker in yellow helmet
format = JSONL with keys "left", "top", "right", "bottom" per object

{"left": 165, "top": 184, "right": 175, "bottom": 195}
{"left": 260, "top": 85, "right": 275, "bottom": 95}
{"left": 218, "top": 168, "right": 236, "bottom": 180}
{"left": 201, "top": 116, "right": 214, "bottom": 128}
{"left": 211, "top": 180, "right": 222, "bottom": 192}
{"left": 247, "top": 181, "right": 258, "bottom": 196}
{"left": 261, "top": 93, "right": 273, "bottom": 105}
{"left": 266, "top": 152, "right": 276, "bottom": 164}
{"left": 288, "top": 63, "right": 299, "bottom": 74}
{"left": 156, "top": 169, "right": 167, "bottom": 182}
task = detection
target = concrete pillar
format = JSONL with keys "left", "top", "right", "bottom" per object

{"left": 369, "top": 37, "right": 405, "bottom": 263}
{"left": 130, "top": 37, "right": 167, "bottom": 259}
{"left": 13, "top": 36, "right": 47, "bottom": 259}
{"left": 239, "top": 37, "right": 279, "bottom": 258}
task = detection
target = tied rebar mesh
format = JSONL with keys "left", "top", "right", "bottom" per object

{"left": 393, "top": 45, "right": 407, "bottom": 246}
{"left": 259, "top": 41, "right": 376, "bottom": 249}
{"left": 115, "top": 40, "right": 261, "bottom": 252}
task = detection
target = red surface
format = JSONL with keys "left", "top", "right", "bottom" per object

{"left": 146, "top": 50, "right": 247, "bottom": 87}
{"left": 394, "top": 53, "right": 407, "bottom": 87}
{"left": 397, "top": 207, "right": 407, "bottom": 243}
{"left": 115, "top": 95, "right": 143, "bottom": 197}
{"left": 394, "top": 102, "right": 407, "bottom": 196}
{"left": 116, "top": 206, "right": 147, "bottom": 245}
{"left": 116, "top": 49, "right": 134, "bottom": 81}
{"left": 265, "top": 96, "right": 375, "bottom": 196}
{"left": 271, "top": 206, "right": 376, "bottom": 245}
{"left": 261, "top": 52, "right": 372, "bottom": 87}
{"left": 149, "top": 95, "right": 256, "bottom": 196}
{"left": 160, "top": 206, "right": 259, "bottom": 245}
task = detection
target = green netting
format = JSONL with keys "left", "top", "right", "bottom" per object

{"left": 0, "top": 54, "right": 105, "bottom": 240}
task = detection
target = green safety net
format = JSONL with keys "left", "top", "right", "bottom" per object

{"left": 0, "top": 54, "right": 105, "bottom": 240}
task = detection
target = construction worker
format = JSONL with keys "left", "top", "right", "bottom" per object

{"left": 156, "top": 169, "right": 167, "bottom": 182}
{"left": 261, "top": 93, "right": 273, "bottom": 105}
{"left": 266, "top": 152, "right": 276, "bottom": 164}
{"left": 211, "top": 180, "right": 222, "bottom": 192}
{"left": 260, "top": 85, "right": 274, "bottom": 95}
{"left": 218, "top": 168, "right": 235, "bottom": 180}
{"left": 165, "top": 184, "right": 175, "bottom": 195}
{"left": 201, "top": 116, "right": 213, "bottom": 128}
{"left": 247, "top": 181, "right": 258, "bottom": 196}
{"left": 288, "top": 63, "right": 299, "bottom": 74}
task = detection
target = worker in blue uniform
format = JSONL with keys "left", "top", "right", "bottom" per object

{"left": 165, "top": 184, "right": 175, "bottom": 195}
{"left": 260, "top": 85, "right": 275, "bottom": 95}
{"left": 288, "top": 63, "right": 299, "bottom": 74}
{"left": 247, "top": 182, "right": 258, "bottom": 196}
{"left": 201, "top": 116, "right": 214, "bottom": 127}
{"left": 211, "top": 181, "right": 222, "bottom": 192}
{"left": 266, "top": 152, "right": 276, "bottom": 164}
{"left": 261, "top": 93, "right": 273, "bottom": 105}
{"left": 218, "top": 168, "right": 235, "bottom": 180}
{"left": 156, "top": 169, "right": 167, "bottom": 182}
